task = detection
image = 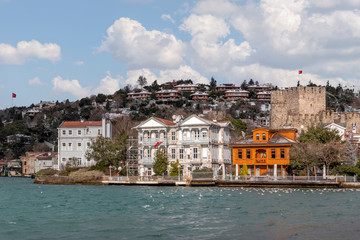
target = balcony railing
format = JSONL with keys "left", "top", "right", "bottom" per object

{"left": 141, "top": 138, "right": 168, "bottom": 146}
{"left": 182, "top": 137, "right": 209, "bottom": 144}
{"left": 139, "top": 157, "right": 154, "bottom": 164}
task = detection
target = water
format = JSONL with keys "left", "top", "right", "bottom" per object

{"left": 1, "top": 178, "right": 360, "bottom": 240}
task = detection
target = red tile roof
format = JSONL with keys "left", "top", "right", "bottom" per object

{"left": 153, "top": 117, "right": 175, "bottom": 126}
{"left": 60, "top": 121, "right": 102, "bottom": 128}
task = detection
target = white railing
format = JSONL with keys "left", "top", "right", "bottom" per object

{"left": 139, "top": 157, "right": 154, "bottom": 164}
{"left": 182, "top": 137, "right": 209, "bottom": 144}
{"left": 141, "top": 138, "right": 167, "bottom": 146}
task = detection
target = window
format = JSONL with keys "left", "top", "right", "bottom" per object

{"left": 86, "top": 142, "right": 91, "bottom": 148}
{"left": 246, "top": 149, "right": 251, "bottom": 159}
{"left": 179, "top": 149, "right": 184, "bottom": 160}
{"left": 262, "top": 133, "right": 266, "bottom": 140}
{"left": 280, "top": 149, "right": 285, "bottom": 159}
{"left": 69, "top": 130, "right": 72, "bottom": 135}
{"left": 202, "top": 131, "right": 207, "bottom": 138}
{"left": 62, "top": 143, "right": 66, "bottom": 150}
{"left": 271, "top": 149, "right": 276, "bottom": 159}
{"left": 98, "top": 129, "right": 101, "bottom": 135}
{"left": 256, "top": 133, "right": 259, "bottom": 140}
{"left": 171, "top": 132, "right": 176, "bottom": 141}
{"left": 147, "top": 168, "right": 152, "bottom": 176}
{"left": 62, "top": 158, "right": 66, "bottom": 162}
{"left": 77, "top": 143, "right": 82, "bottom": 150}
{"left": 171, "top": 149, "right": 176, "bottom": 159}
{"left": 78, "top": 130, "right": 82, "bottom": 135}
{"left": 68, "top": 143, "right": 72, "bottom": 150}
{"left": 194, "top": 130, "right": 200, "bottom": 139}
{"left": 238, "top": 150, "right": 242, "bottom": 159}
{"left": 62, "top": 130, "right": 66, "bottom": 135}
{"left": 193, "top": 148, "right": 198, "bottom": 159}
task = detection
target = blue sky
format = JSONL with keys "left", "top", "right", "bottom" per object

{"left": 1, "top": 0, "right": 360, "bottom": 109}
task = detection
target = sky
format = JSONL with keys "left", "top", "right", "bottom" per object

{"left": 1, "top": 0, "right": 360, "bottom": 109}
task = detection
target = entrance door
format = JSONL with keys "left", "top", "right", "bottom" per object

{"left": 256, "top": 167, "right": 260, "bottom": 176}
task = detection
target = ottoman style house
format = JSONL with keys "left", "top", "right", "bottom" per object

{"left": 134, "top": 115, "right": 233, "bottom": 178}
{"left": 57, "top": 118, "right": 112, "bottom": 170}
{"left": 230, "top": 128, "right": 297, "bottom": 177}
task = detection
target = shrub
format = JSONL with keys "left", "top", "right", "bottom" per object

{"left": 69, "top": 169, "right": 104, "bottom": 182}
{"left": 59, "top": 166, "right": 80, "bottom": 176}
{"left": 36, "top": 168, "right": 58, "bottom": 176}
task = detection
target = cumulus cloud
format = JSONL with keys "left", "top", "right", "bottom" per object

{"left": 0, "top": 40, "right": 61, "bottom": 65}
{"left": 99, "top": 17, "right": 186, "bottom": 69}
{"left": 161, "top": 14, "right": 175, "bottom": 23}
{"left": 52, "top": 73, "right": 122, "bottom": 99}
{"left": 125, "top": 65, "right": 209, "bottom": 86}
{"left": 29, "top": 77, "right": 43, "bottom": 86}
{"left": 180, "top": 14, "right": 254, "bottom": 73}
{"left": 94, "top": 72, "right": 122, "bottom": 95}
{"left": 52, "top": 76, "right": 91, "bottom": 99}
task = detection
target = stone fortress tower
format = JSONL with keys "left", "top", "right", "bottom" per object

{"left": 270, "top": 86, "right": 360, "bottom": 134}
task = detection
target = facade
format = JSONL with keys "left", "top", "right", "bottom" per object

{"left": 256, "top": 91, "right": 271, "bottom": 100}
{"left": 174, "top": 84, "right": 198, "bottom": 92}
{"left": 156, "top": 90, "right": 181, "bottom": 100}
{"left": 230, "top": 128, "right": 297, "bottom": 177}
{"left": 224, "top": 90, "right": 249, "bottom": 100}
{"left": 216, "top": 84, "right": 240, "bottom": 91}
{"left": 191, "top": 92, "right": 208, "bottom": 101}
{"left": 134, "top": 115, "right": 233, "bottom": 178}
{"left": 57, "top": 118, "right": 112, "bottom": 170}
{"left": 247, "top": 85, "right": 272, "bottom": 92}
{"left": 22, "top": 152, "right": 57, "bottom": 175}
{"left": 127, "top": 90, "right": 151, "bottom": 100}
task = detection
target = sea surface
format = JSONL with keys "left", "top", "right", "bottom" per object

{"left": 0, "top": 178, "right": 359, "bottom": 240}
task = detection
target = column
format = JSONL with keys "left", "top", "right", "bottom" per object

{"left": 222, "top": 163, "right": 226, "bottom": 180}
{"left": 323, "top": 164, "right": 326, "bottom": 178}
{"left": 235, "top": 164, "right": 239, "bottom": 180}
{"left": 274, "top": 164, "right": 277, "bottom": 179}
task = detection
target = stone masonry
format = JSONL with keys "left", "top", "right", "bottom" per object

{"left": 270, "top": 86, "right": 360, "bottom": 133}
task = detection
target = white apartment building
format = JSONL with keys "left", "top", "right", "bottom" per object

{"left": 134, "top": 115, "right": 233, "bottom": 177}
{"left": 57, "top": 118, "right": 112, "bottom": 169}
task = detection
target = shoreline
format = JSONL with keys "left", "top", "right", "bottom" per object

{"left": 33, "top": 176, "right": 360, "bottom": 188}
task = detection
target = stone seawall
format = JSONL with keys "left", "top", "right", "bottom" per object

{"left": 35, "top": 176, "right": 103, "bottom": 185}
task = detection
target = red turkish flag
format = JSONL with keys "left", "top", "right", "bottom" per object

{"left": 12, "top": 93, "right": 16, "bottom": 98}
{"left": 154, "top": 142, "right": 163, "bottom": 148}
{"left": 298, "top": 70, "right": 303, "bottom": 74}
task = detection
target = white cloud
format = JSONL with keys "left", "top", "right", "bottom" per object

{"left": 52, "top": 76, "right": 91, "bottom": 99}
{"left": 192, "top": 0, "right": 239, "bottom": 17}
{"left": 94, "top": 72, "right": 122, "bottom": 95}
{"left": 161, "top": 14, "right": 175, "bottom": 23}
{"left": 99, "top": 17, "right": 186, "bottom": 69}
{"left": 74, "top": 61, "right": 85, "bottom": 66}
{"left": 0, "top": 40, "right": 61, "bottom": 65}
{"left": 125, "top": 65, "right": 209, "bottom": 86}
{"left": 29, "top": 77, "right": 43, "bottom": 86}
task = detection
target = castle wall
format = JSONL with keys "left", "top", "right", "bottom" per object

{"left": 270, "top": 86, "right": 360, "bottom": 134}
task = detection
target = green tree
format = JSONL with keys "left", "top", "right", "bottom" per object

{"left": 209, "top": 77, "right": 217, "bottom": 91}
{"left": 153, "top": 149, "right": 168, "bottom": 176}
{"left": 169, "top": 160, "right": 183, "bottom": 177}
{"left": 95, "top": 93, "right": 107, "bottom": 103}
{"left": 226, "top": 117, "right": 247, "bottom": 136}
{"left": 298, "top": 126, "right": 341, "bottom": 144}
{"left": 240, "top": 164, "right": 248, "bottom": 176}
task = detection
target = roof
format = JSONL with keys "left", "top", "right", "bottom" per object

{"left": 231, "top": 132, "right": 296, "bottom": 146}
{"left": 60, "top": 121, "right": 102, "bottom": 128}
{"left": 153, "top": 117, "right": 176, "bottom": 126}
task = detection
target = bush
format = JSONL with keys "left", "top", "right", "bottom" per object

{"left": 36, "top": 168, "right": 59, "bottom": 176}
{"left": 89, "top": 160, "right": 108, "bottom": 173}
{"left": 59, "top": 166, "right": 80, "bottom": 176}
{"left": 69, "top": 169, "right": 104, "bottom": 182}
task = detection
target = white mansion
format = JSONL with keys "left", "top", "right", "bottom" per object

{"left": 134, "top": 115, "right": 233, "bottom": 177}
{"left": 57, "top": 118, "right": 112, "bottom": 169}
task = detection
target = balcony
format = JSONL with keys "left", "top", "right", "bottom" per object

{"left": 141, "top": 138, "right": 168, "bottom": 146}
{"left": 139, "top": 157, "right": 154, "bottom": 164}
{"left": 255, "top": 158, "right": 267, "bottom": 164}
{"left": 182, "top": 137, "right": 209, "bottom": 145}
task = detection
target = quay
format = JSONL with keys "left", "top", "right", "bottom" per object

{"left": 35, "top": 175, "right": 360, "bottom": 188}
